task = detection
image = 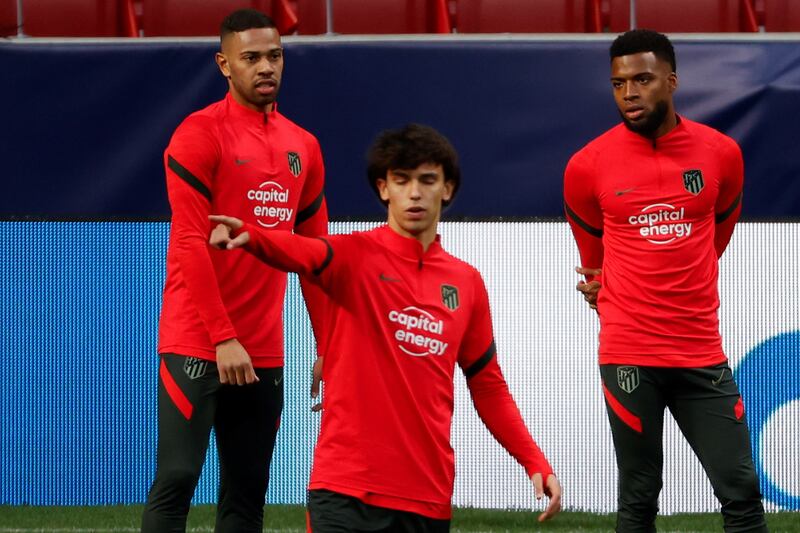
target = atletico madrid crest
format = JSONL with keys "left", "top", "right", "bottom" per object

{"left": 441, "top": 284, "right": 459, "bottom": 311}
{"left": 183, "top": 357, "right": 208, "bottom": 380}
{"left": 682, "top": 169, "right": 704, "bottom": 195}
{"left": 287, "top": 151, "right": 302, "bottom": 177}
{"left": 617, "top": 366, "right": 639, "bottom": 394}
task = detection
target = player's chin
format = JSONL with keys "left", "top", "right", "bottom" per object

{"left": 622, "top": 115, "right": 641, "bottom": 128}
{"left": 401, "top": 220, "right": 428, "bottom": 235}
{"left": 249, "top": 91, "right": 277, "bottom": 106}
{"left": 623, "top": 113, "right": 657, "bottom": 134}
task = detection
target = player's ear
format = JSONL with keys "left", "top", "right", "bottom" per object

{"left": 667, "top": 71, "right": 678, "bottom": 93}
{"left": 442, "top": 179, "right": 455, "bottom": 204}
{"left": 215, "top": 52, "right": 231, "bottom": 79}
{"left": 377, "top": 178, "right": 390, "bottom": 203}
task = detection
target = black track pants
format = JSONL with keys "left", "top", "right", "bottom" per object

{"left": 600, "top": 363, "right": 767, "bottom": 533}
{"left": 141, "top": 353, "right": 283, "bottom": 533}
{"left": 307, "top": 489, "right": 451, "bottom": 533}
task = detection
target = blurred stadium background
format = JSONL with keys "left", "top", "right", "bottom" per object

{"left": 1, "top": 0, "right": 798, "bottom": 528}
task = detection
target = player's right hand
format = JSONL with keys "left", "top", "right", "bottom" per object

{"left": 575, "top": 266, "right": 602, "bottom": 310}
{"left": 209, "top": 215, "right": 250, "bottom": 250}
{"left": 310, "top": 356, "right": 324, "bottom": 412}
{"left": 216, "top": 338, "right": 259, "bottom": 385}
{"left": 532, "top": 473, "right": 562, "bottom": 522}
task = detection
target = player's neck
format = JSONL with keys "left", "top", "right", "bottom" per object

{"left": 386, "top": 218, "right": 439, "bottom": 252}
{"left": 646, "top": 110, "right": 679, "bottom": 140}
{"left": 229, "top": 91, "right": 274, "bottom": 114}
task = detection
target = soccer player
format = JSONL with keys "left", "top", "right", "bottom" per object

{"left": 564, "top": 29, "right": 767, "bottom": 532}
{"left": 141, "top": 9, "right": 328, "bottom": 533}
{"left": 209, "top": 124, "right": 562, "bottom": 532}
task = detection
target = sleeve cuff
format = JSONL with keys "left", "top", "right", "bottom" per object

{"left": 524, "top": 459, "right": 554, "bottom": 481}
{"left": 211, "top": 330, "right": 237, "bottom": 346}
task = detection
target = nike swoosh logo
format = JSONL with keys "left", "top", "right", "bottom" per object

{"left": 379, "top": 273, "right": 401, "bottom": 283}
{"left": 235, "top": 158, "right": 251, "bottom": 165}
{"left": 274, "top": 376, "right": 283, "bottom": 386}
{"left": 711, "top": 369, "right": 727, "bottom": 386}
{"left": 615, "top": 188, "right": 635, "bottom": 196}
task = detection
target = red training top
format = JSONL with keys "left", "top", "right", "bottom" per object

{"left": 241, "top": 224, "right": 553, "bottom": 519}
{"left": 564, "top": 117, "right": 743, "bottom": 367}
{"left": 159, "top": 93, "right": 328, "bottom": 367}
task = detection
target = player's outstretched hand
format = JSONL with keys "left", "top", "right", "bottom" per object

{"left": 209, "top": 215, "right": 250, "bottom": 250}
{"left": 216, "top": 338, "right": 259, "bottom": 385}
{"left": 575, "top": 266, "right": 602, "bottom": 310}
{"left": 310, "top": 356, "right": 324, "bottom": 412}
{"left": 531, "top": 472, "right": 562, "bottom": 522}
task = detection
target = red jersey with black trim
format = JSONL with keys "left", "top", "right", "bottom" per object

{"left": 240, "top": 224, "right": 553, "bottom": 519}
{"left": 158, "top": 93, "right": 328, "bottom": 367}
{"left": 564, "top": 116, "right": 743, "bottom": 367}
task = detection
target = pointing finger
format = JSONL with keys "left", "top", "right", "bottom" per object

{"left": 209, "top": 214, "right": 244, "bottom": 230}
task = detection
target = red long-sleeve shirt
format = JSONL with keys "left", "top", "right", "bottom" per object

{"left": 564, "top": 116, "right": 743, "bottom": 367}
{"left": 158, "top": 93, "right": 328, "bottom": 367}
{"left": 240, "top": 224, "right": 553, "bottom": 518}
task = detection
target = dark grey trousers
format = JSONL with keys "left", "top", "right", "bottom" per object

{"left": 600, "top": 363, "right": 767, "bottom": 533}
{"left": 308, "top": 489, "right": 451, "bottom": 533}
{"left": 141, "top": 353, "right": 284, "bottom": 533}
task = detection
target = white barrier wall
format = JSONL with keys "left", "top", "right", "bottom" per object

{"left": 3, "top": 221, "right": 797, "bottom": 511}
{"left": 439, "top": 222, "right": 800, "bottom": 513}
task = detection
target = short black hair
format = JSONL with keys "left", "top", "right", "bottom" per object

{"left": 366, "top": 124, "right": 461, "bottom": 207}
{"left": 220, "top": 9, "right": 276, "bottom": 42}
{"left": 610, "top": 29, "right": 676, "bottom": 72}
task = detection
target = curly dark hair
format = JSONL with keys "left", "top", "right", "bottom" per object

{"left": 366, "top": 124, "right": 461, "bottom": 207}
{"left": 610, "top": 29, "right": 676, "bottom": 72}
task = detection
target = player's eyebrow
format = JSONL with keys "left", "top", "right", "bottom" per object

{"left": 611, "top": 69, "right": 657, "bottom": 82}
{"left": 240, "top": 46, "right": 283, "bottom": 56}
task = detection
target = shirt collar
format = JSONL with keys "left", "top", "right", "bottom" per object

{"left": 373, "top": 224, "right": 444, "bottom": 262}
{"left": 621, "top": 113, "right": 687, "bottom": 146}
{"left": 225, "top": 92, "right": 278, "bottom": 124}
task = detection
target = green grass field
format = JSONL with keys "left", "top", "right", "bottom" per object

{"left": 0, "top": 506, "right": 797, "bottom": 532}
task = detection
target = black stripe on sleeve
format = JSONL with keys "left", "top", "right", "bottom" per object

{"left": 564, "top": 201, "right": 603, "bottom": 238}
{"left": 312, "top": 237, "right": 334, "bottom": 276}
{"left": 296, "top": 190, "right": 325, "bottom": 226}
{"left": 715, "top": 192, "right": 742, "bottom": 224}
{"left": 463, "top": 341, "right": 496, "bottom": 379}
{"left": 168, "top": 155, "right": 212, "bottom": 203}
